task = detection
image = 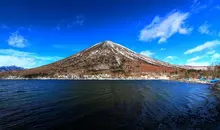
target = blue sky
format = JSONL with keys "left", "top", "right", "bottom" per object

{"left": 0, "top": 0, "right": 220, "bottom": 68}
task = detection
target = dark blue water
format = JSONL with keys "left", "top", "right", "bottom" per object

{"left": 1, "top": 80, "right": 220, "bottom": 130}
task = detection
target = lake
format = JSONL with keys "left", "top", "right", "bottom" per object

{"left": 0, "top": 80, "right": 220, "bottom": 130}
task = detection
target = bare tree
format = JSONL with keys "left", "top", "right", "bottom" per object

{"left": 215, "top": 62, "right": 220, "bottom": 78}
{"left": 208, "top": 62, "right": 220, "bottom": 78}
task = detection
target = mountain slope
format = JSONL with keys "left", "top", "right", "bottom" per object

{"left": 0, "top": 41, "right": 176, "bottom": 78}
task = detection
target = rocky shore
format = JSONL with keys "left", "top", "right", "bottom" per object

{"left": 177, "top": 79, "right": 212, "bottom": 85}
{"left": 0, "top": 74, "right": 214, "bottom": 85}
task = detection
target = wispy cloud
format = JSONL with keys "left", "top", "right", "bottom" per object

{"left": 54, "top": 20, "right": 65, "bottom": 31}
{"left": 67, "top": 15, "right": 85, "bottom": 29}
{"left": 198, "top": 22, "right": 220, "bottom": 36}
{"left": 207, "top": 50, "right": 216, "bottom": 55}
{"left": 140, "top": 50, "right": 154, "bottom": 57}
{"left": 1, "top": 24, "right": 9, "bottom": 29}
{"left": 160, "top": 48, "right": 166, "bottom": 51}
{"left": 185, "top": 53, "right": 210, "bottom": 66}
{"left": 190, "top": 0, "right": 207, "bottom": 13}
{"left": 184, "top": 40, "right": 220, "bottom": 54}
{"left": 164, "top": 56, "right": 178, "bottom": 61}
{"left": 56, "top": 15, "right": 85, "bottom": 30}
{"left": 75, "top": 15, "right": 84, "bottom": 26}
{"left": 18, "top": 25, "right": 32, "bottom": 32}
{"left": 215, "top": 5, "right": 220, "bottom": 10}
{"left": 7, "top": 31, "right": 27, "bottom": 48}
{"left": 211, "top": 53, "right": 220, "bottom": 62}
{"left": 0, "top": 49, "right": 63, "bottom": 68}
{"left": 186, "top": 56, "right": 202, "bottom": 63}
{"left": 55, "top": 25, "right": 61, "bottom": 31}
{"left": 198, "top": 22, "right": 211, "bottom": 34}
{"left": 185, "top": 49, "right": 218, "bottom": 66}
{"left": 139, "top": 11, "right": 192, "bottom": 43}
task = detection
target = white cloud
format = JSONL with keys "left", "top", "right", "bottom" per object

{"left": 165, "top": 56, "right": 178, "bottom": 61}
{"left": 186, "top": 56, "right": 206, "bottom": 66}
{"left": 207, "top": 50, "right": 215, "bottom": 55}
{"left": 184, "top": 40, "right": 220, "bottom": 54}
{"left": 185, "top": 51, "right": 219, "bottom": 66}
{"left": 0, "top": 55, "right": 36, "bottom": 68}
{"left": 197, "top": 22, "right": 219, "bottom": 36}
{"left": 0, "top": 49, "right": 63, "bottom": 68}
{"left": 140, "top": 50, "right": 154, "bottom": 57}
{"left": 139, "top": 11, "right": 192, "bottom": 43}
{"left": 186, "top": 62, "right": 209, "bottom": 66}
{"left": 198, "top": 22, "right": 211, "bottom": 34}
{"left": 0, "top": 49, "right": 31, "bottom": 57}
{"left": 211, "top": 53, "right": 220, "bottom": 62}
{"left": 7, "top": 31, "right": 27, "bottom": 48}
{"left": 186, "top": 56, "right": 202, "bottom": 63}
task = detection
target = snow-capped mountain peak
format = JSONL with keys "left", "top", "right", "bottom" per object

{"left": 0, "top": 40, "right": 177, "bottom": 78}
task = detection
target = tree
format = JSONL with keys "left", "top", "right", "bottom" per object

{"left": 215, "top": 62, "right": 220, "bottom": 78}
{"left": 208, "top": 62, "right": 220, "bottom": 78}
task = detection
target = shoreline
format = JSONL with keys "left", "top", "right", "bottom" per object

{"left": 0, "top": 77, "right": 213, "bottom": 85}
{"left": 175, "top": 79, "right": 212, "bottom": 85}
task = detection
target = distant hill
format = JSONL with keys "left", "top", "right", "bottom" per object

{"left": 0, "top": 66, "right": 24, "bottom": 72}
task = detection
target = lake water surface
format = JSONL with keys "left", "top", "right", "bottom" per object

{"left": 1, "top": 80, "right": 220, "bottom": 130}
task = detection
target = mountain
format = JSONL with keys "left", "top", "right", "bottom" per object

{"left": 0, "top": 41, "right": 177, "bottom": 78}
{"left": 0, "top": 66, "right": 24, "bottom": 72}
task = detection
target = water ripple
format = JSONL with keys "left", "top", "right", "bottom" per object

{"left": 0, "top": 80, "right": 220, "bottom": 129}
